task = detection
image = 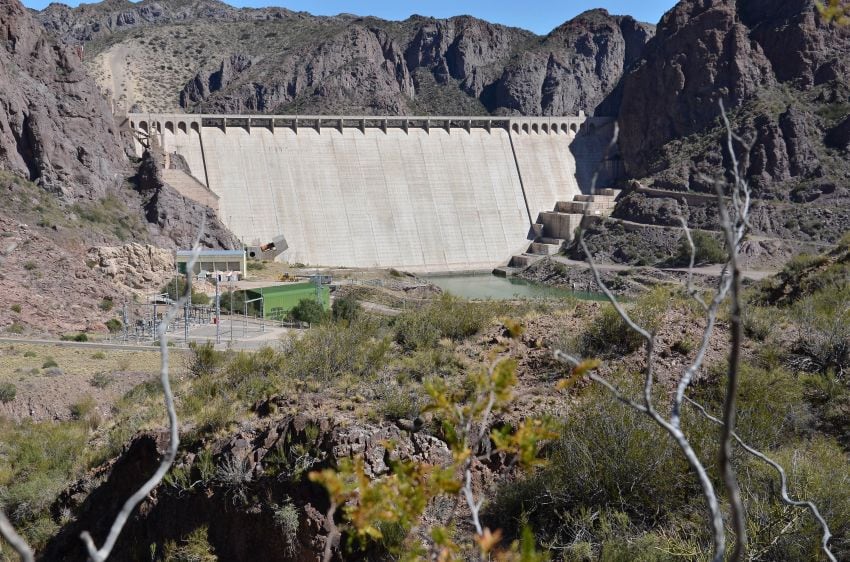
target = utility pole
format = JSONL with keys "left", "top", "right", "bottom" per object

{"left": 215, "top": 278, "right": 220, "bottom": 344}
{"left": 122, "top": 301, "right": 128, "bottom": 342}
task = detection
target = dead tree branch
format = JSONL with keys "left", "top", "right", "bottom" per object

{"left": 685, "top": 396, "right": 836, "bottom": 562}
{"left": 0, "top": 511, "right": 34, "bottom": 562}
{"left": 80, "top": 225, "right": 205, "bottom": 562}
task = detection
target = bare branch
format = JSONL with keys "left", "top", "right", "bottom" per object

{"left": 572, "top": 231, "right": 728, "bottom": 561}
{"left": 685, "top": 396, "right": 836, "bottom": 562}
{"left": 0, "top": 511, "right": 34, "bottom": 562}
{"left": 80, "top": 225, "right": 205, "bottom": 561}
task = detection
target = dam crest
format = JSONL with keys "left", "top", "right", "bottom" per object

{"left": 129, "top": 113, "right": 619, "bottom": 272}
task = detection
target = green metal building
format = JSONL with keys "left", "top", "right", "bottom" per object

{"left": 245, "top": 282, "right": 330, "bottom": 321}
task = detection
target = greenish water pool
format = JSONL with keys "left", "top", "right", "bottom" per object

{"left": 425, "top": 274, "right": 606, "bottom": 301}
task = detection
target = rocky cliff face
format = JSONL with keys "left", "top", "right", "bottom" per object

{"left": 183, "top": 10, "right": 654, "bottom": 116}
{"left": 37, "top": 1, "right": 655, "bottom": 117}
{"left": 135, "top": 150, "right": 241, "bottom": 249}
{"left": 618, "top": 0, "right": 850, "bottom": 199}
{"left": 43, "top": 414, "right": 457, "bottom": 561}
{"left": 38, "top": 0, "right": 298, "bottom": 43}
{"left": 0, "top": 0, "right": 125, "bottom": 198}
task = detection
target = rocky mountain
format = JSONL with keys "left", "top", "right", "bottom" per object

{"left": 0, "top": 0, "right": 242, "bottom": 335}
{"left": 619, "top": 0, "right": 850, "bottom": 198}
{"left": 0, "top": 0, "right": 125, "bottom": 198}
{"left": 35, "top": 1, "right": 655, "bottom": 116}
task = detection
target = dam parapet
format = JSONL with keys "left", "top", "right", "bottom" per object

{"left": 128, "top": 113, "right": 619, "bottom": 272}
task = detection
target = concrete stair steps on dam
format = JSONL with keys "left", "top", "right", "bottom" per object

{"left": 161, "top": 169, "right": 220, "bottom": 212}
{"left": 497, "top": 189, "right": 622, "bottom": 276}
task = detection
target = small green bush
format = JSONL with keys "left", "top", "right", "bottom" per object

{"left": 283, "top": 319, "right": 389, "bottom": 381}
{"left": 394, "top": 294, "right": 491, "bottom": 351}
{"left": 90, "top": 372, "right": 112, "bottom": 388}
{"left": 10, "top": 304, "right": 21, "bottom": 314}
{"left": 23, "top": 351, "right": 36, "bottom": 358}
{"left": 60, "top": 333, "right": 88, "bottom": 342}
{"left": 246, "top": 260, "right": 265, "bottom": 271}
{"left": 7, "top": 323, "right": 24, "bottom": 335}
{"left": 0, "top": 382, "right": 17, "bottom": 403}
{"left": 23, "top": 261, "right": 37, "bottom": 271}
{"left": 332, "top": 294, "right": 360, "bottom": 323}
{"left": 98, "top": 298, "right": 114, "bottom": 312}
{"left": 105, "top": 318, "right": 123, "bottom": 333}
{"left": 42, "top": 357, "right": 58, "bottom": 369}
{"left": 188, "top": 342, "right": 224, "bottom": 378}
{"left": 162, "top": 526, "right": 217, "bottom": 562}
{"left": 290, "top": 298, "right": 327, "bottom": 324}
{"left": 675, "top": 230, "right": 726, "bottom": 265}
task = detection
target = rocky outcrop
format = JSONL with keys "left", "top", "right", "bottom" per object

{"left": 135, "top": 150, "right": 241, "bottom": 249}
{"left": 0, "top": 0, "right": 125, "bottom": 198}
{"left": 618, "top": 0, "right": 775, "bottom": 178}
{"left": 179, "top": 53, "right": 254, "bottom": 108}
{"left": 487, "top": 11, "right": 654, "bottom": 116}
{"left": 184, "top": 25, "right": 416, "bottom": 114}
{"left": 44, "top": 414, "right": 454, "bottom": 561}
{"left": 181, "top": 11, "right": 654, "bottom": 116}
{"left": 37, "top": 0, "right": 298, "bottom": 43}
{"left": 86, "top": 243, "right": 174, "bottom": 292}
{"left": 618, "top": 0, "right": 850, "bottom": 187}
{"left": 40, "top": 0, "right": 654, "bottom": 117}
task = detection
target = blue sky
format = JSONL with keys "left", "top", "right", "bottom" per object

{"left": 24, "top": 0, "right": 677, "bottom": 33}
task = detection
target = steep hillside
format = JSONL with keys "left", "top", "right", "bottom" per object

{"left": 574, "top": 0, "right": 850, "bottom": 265}
{"left": 35, "top": 0, "right": 654, "bottom": 116}
{"left": 0, "top": 0, "right": 240, "bottom": 335}
{"left": 0, "top": 0, "right": 125, "bottom": 198}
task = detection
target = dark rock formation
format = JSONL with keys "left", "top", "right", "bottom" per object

{"left": 135, "top": 150, "right": 241, "bottom": 249}
{"left": 0, "top": 0, "right": 125, "bottom": 198}
{"left": 44, "top": 414, "right": 454, "bottom": 561}
{"left": 826, "top": 115, "right": 850, "bottom": 151}
{"left": 181, "top": 10, "right": 654, "bottom": 116}
{"left": 618, "top": 0, "right": 850, "bottom": 187}
{"left": 39, "top": 0, "right": 655, "bottom": 117}
{"left": 37, "top": 0, "right": 298, "bottom": 43}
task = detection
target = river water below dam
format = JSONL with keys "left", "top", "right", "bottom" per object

{"left": 425, "top": 274, "right": 606, "bottom": 301}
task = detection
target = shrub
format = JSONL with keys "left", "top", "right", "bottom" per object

{"left": 105, "top": 318, "right": 123, "bottom": 334}
{"left": 394, "top": 294, "right": 491, "bottom": 350}
{"left": 7, "top": 323, "right": 24, "bottom": 335}
{"left": 10, "top": 304, "right": 21, "bottom": 314}
{"left": 188, "top": 342, "right": 224, "bottom": 378}
{"left": 0, "top": 382, "right": 17, "bottom": 403}
{"left": 283, "top": 319, "right": 389, "bottom": 381}
{"left": 91, "top": 352, "right": 106, "bottom": 360}
{"left": 675, "top": 230, "right": 726, "bottom": 265}
{"left": 272, "top": 501, "right": 300, "bottom": 555}
{"left": 23, "top": 351, "right": 36, "bottom": 358}
{"left": 246, "top": 260, "right": 265, "bottom": 271}
{"left": 332, "top": 294, "right": 360, "bottom": 323}
{"left": 790, "top": 285, "right": 850, "bottom": 376}
{"left": 161, "top": 277, "right": 210, "bottom": 306}
{"left": 578, "top": 306, "right": 645, "bottom": 357}
{"left": 98, "top": 298, "right": 114, "bottom": 312}
{"left": 60, "top": 333, "right": 88, "bottom": 342}
{"left": 379, "top": 385, "right": 421, "bottom": 421}
{"left": 578, "top": 288, "right": 670, "bottom": 358}
{"left": 23, "top": 261, "right": 37, "bottom": 271}
{"left": 42, "top": 357, "right": 58, "bottom": 369}
{"left": 162, "top": 526, "right": 217, "bottom": 562}
{"left": 487, "top": 383, "right": 711, "bottom": 548}
{"left": 90, "top": 372, "right": 112, "bottom": 388}
{"left": 214, "top": 455, "right": 252, "bottom": 504}
{"left": 69, "top": 395, "right": 97, "bottom": 420}
{"left": 289, "top": 297, "right": 327, "bottom": 324}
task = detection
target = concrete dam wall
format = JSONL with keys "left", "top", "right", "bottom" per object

{"left": 130, "top": 114, "right": 616, "bottom": 271}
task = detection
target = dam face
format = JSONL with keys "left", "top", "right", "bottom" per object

{"left": 129, "top": 114, "right": 616, "bottom": 271}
